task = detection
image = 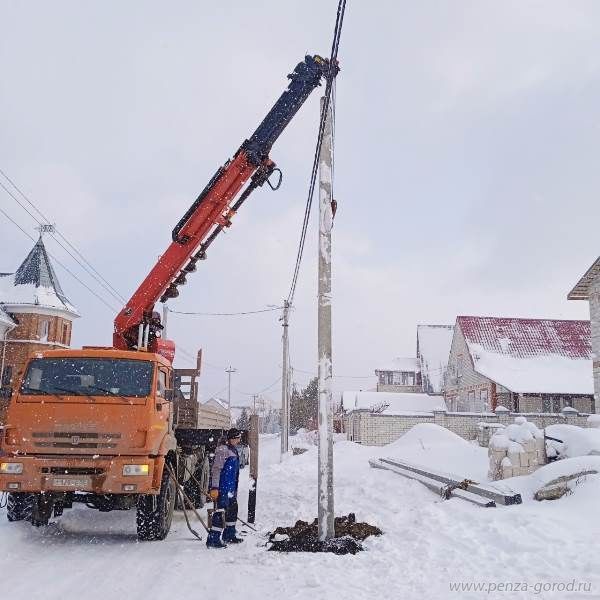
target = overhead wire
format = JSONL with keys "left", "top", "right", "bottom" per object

{"left": 234, "top": 375, "right": 282, "bottom": 397}
{"left": 286, "top": 0, "right": 346, "bottom": 305}
{"left": 169, "top": 306, "right": 283, "bottom": 317}
{"left": 0, "top": 168, "right": 126, "bottom": 304}
{"left": 0, "top": 205, "right": 119, "bottom": 313}
{"left": 0, "top": 169, "right": 125, "bottom": 303}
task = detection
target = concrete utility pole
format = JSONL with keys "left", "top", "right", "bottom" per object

{"left": 225, "top": 366, "right": 236, "bottom": 418}
{"left": 162, "top": 303, "right": 169, "bottom": 339}
{"left": 280, "top": 300, "right": 291, "bottom": 458}
{"left": 317, "top": 96, "right": 335, "bottom": 541}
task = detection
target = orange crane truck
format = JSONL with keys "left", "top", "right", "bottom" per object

{"left": 0, "top": 55, "right": 338, "bottom": 540}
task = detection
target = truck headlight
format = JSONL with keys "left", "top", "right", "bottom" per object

{"left": 0, "top": 462, "right": 24, "bottom": 474}
{"left": 123, "top": 464, "right": 149, "bottom": 476}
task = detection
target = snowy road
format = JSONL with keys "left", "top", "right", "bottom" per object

{"left": 1, "top": 432, "right": 599, "bottom": 600}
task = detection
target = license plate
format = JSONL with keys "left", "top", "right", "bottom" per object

{"left": 52, "top": 477, "right": 91, "bottom": 489}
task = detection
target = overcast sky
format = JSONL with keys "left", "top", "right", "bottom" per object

{"left": 1, "top": 1, "right": 599, "bottom": 407}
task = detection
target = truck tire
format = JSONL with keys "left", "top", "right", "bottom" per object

{"left": 6, "top": 492, "right": 33, "bottom": 522}
{"left": 183, "top": 456, "right": 210, "bottom": 509}
{"left": 136, "top": 464, "right": 176, "bottom": 541}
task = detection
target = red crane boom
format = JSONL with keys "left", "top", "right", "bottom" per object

{"left": 113, "top": 55, "right": 338, "bottom": 361}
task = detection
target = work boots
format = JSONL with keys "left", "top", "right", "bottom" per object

{"left": 222, "top": 525, "right": 244, "bottom": 544}
{"left": 206, "top": 530, "right": 227, "bottom": 549}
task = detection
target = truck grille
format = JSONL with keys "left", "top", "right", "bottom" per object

{"left": 41, "top": 467, "right": 105, "bottom": 475}
{"left": 32, "top": 432, "right": 121, "bottom": 449}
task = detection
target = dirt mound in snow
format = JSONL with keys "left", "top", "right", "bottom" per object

{"left": 268, "top": 513, "right": 382, "bottom": 555}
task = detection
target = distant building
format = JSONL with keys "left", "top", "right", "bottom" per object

{"left": 444, "top": 316, "right": 594, "bottom": 413}
{"left": 375, "top": 357, "right": 421, "bottom": 393}
{"left": 416, "top": 324, "right": 454, "bottom": 395}
{"left": 0, "top": 235, "right": 79, "bottom": 391}
{"left": 568, "top": 256, "right": 600, "bottom": 414}
{"left": 342, "top": 391, "right": 446, "bottom": 445}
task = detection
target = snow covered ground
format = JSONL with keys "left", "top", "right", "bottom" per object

{"left": 1, "top": 429, "right": 599, "bottom": 599}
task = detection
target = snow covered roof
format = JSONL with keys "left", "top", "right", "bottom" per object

{"left": 568, "top": 256, "right": 600, "bottom": 300}
{"left": 0, "top": 306, "right": 15, "bottom": 330}
{"left": 417, "top": 324, "right": 454, "bottom": 394}
{"left": 203, "top": 397, "right": 229, "bottom": 413}
{"left": 0, "top": 237, "right": 78, "bottom": 316}
{"left": 342, "top": 391, "right": 446, "bottom": 415}
{"left": 375, "top": 357, "right": 420, "bottom": 373}
{"left": 457, "top": 316, "right": 593, "bottom": 395}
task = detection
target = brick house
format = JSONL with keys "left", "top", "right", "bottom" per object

{"left": 444, "top": 316, "right": 594, "bottom": 413}
{"left": 0, "top": 235, "right": 79, "bottom": 398}
{"left": 568, "top": 256, "right": 600, "bottom": 414}
{"left": 375, "top": 357, "right": 421, "bottom": 393}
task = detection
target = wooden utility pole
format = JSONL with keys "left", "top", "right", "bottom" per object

{"left": 280, "top": 300, "right": 290, "bottom": 458}
{"left": 317, "top": 96, "right": 335, "bottom": 541}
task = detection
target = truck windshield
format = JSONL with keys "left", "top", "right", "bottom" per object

{"left": 20, "top": 358, "right": 154, "bottom": 398}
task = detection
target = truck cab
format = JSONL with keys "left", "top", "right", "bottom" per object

{"left": 0, "top": 348, "right": 184, "bottom": 539}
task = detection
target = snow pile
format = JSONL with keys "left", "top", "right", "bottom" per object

{"left": 488, "top": 416, "right": 545, "bottom": 480}
{"left": 383, "top": 423, "right": 488, "bottom": 481}
{"left": 545, "top": 424, "right": 600, "bottom": 459}
{"left": 342, "top": 391, "right": 446, "bottom": 415}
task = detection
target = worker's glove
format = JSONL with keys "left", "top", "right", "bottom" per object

{"left": 209, "top": 488, "right": 219, "bottom": 501}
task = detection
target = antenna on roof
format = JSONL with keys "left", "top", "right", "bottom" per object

{"left": 35, "top": 223, "right": 55, "bottom": 238}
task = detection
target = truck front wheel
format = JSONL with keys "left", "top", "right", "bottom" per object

{"left": 6, "top": 492, "right": 33, "bottom": 522}
{"left": 136, "top": 465, "right": 176, "bottom": 541}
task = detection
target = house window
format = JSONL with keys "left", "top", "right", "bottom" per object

{"left": 38, "top": 319, "right": 50, "bottom": 343}
{"left": 468, "top": 390, "right": 475, "bottom": 410}
{"left": 542, "top": 395, "right": 560, "bottom": 413}
{"left": 480, "top": 389, "right": 489, "bottom": 409}
{"left": 392, "top": 372, "right": 402, "bottom": 385}
{"left": 62, "top": 322, "right": 70, "bottom": 345}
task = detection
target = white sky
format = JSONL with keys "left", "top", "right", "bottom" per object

{"left": 1, "top": 1, "right": 598, "bottom": 407}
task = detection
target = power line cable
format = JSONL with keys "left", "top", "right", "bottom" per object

{"left": 0, "top": 206, "right": 119, "bottom": 313}
{"left": 0, "top": 181, "right": 126, "bottom": 306}
{"left": 170, "top": 306, "right": 283, "bottom": 317}
{"left": 0, "top": 168, "right": 126, "bottom": 303}
{"left": 235, "top": 375, "right": 282, "bottom": 397}
{"left": 286, "top": 0, "right": 346, "bottom": 304}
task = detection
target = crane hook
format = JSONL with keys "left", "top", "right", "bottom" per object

{"left": 267, "top": 168, "right": 283, "bottom": 191}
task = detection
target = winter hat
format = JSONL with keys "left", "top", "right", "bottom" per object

{"left": 226, "top": 427, "right": 242, "bottom": 440}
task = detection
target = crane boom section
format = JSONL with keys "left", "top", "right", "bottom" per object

{"left": 113, "top": 55, "right": 337, "bottom": 355}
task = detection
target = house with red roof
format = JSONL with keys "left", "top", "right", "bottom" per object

{"left": 444, "top": 316, "right": 594, "bottom": 414}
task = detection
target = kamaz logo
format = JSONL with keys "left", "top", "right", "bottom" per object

{"left": 70, "top": 436, "right": 81, "bottom": 445}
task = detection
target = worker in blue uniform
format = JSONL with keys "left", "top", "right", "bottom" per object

{"left": 206, "top": 428, "right": 243, "bottom": 548}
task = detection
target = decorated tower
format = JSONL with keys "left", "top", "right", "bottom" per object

{"left": 0, "top": 227, "right": 79, "bottom": 391}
